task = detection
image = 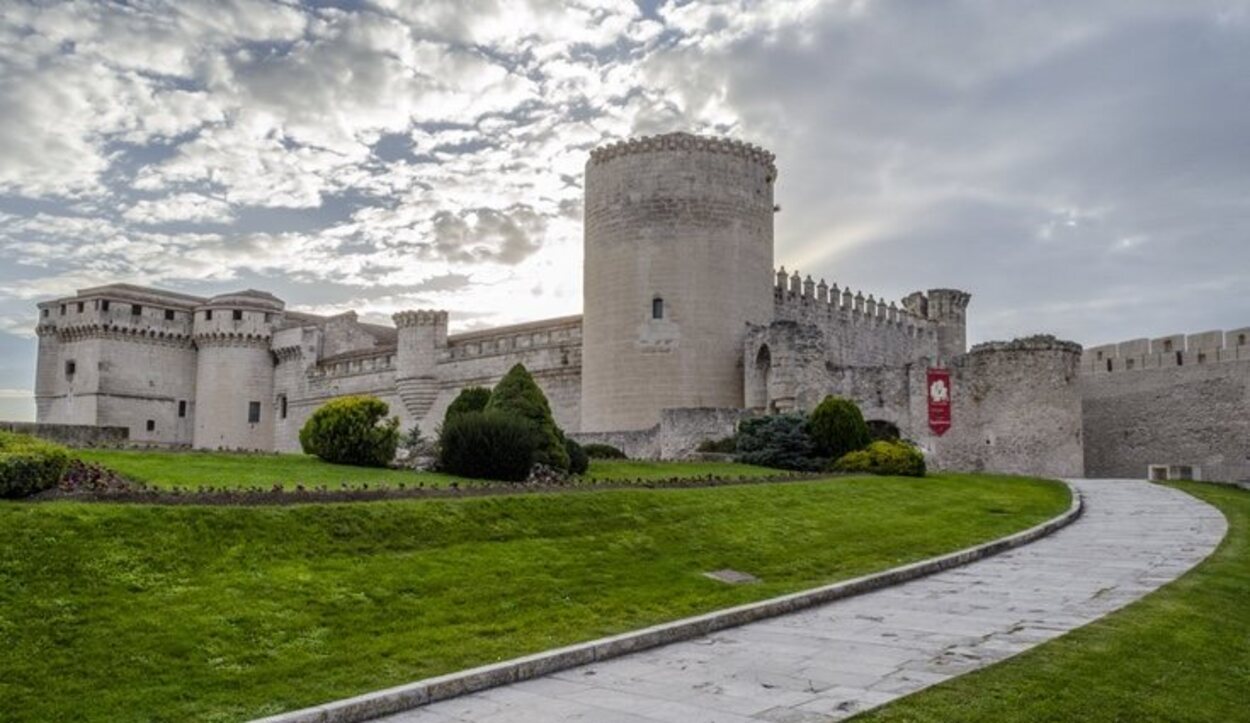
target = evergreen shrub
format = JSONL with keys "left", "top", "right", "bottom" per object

{"left": 809, "top": 396, "right": 871, "bottom": 460}
{"left": 583, "top": 443, "right": 626, "bottom": 459}
{"left": 438, "top": 411, "right": 538, "bottom": 482}
{"left": 0, "top": 431, "right": 71, "bottom": 498}
{"left": 833, "top": 440, "right": 926, "bottom": 477}
{"left": 299, "top": 396, "right": 400, "bottom": 467}
{"left": 734, "top": 413, "right": 822, "bottom": 471}
{"left": 486, "top": 364, "right": 570, "bottom": 471}
{"left": 564, "top": 437, "right": 589, "bottom": 475}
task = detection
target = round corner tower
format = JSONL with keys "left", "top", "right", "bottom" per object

{"left": 581, "top": 133, "right": 777, "bottom": 432}
{"left": 192, "top": 290, "right": 284, "bottom": 451}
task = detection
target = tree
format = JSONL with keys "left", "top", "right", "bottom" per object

{"left": 486, "top": 363, "right": 570, "bottom": 470}
{"left": 299, "top": 395, "right": 399, "bottom": 467}
{"left": 443, "top": 386, "right": 492, "bottom": 425}
{"left": 809, "top": 396, "right": 871, "bottom": 460}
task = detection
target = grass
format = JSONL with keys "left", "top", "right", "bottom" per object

{"left": 72, "top": 449, "right": 781, "bottom": 490}
{"left": 0, "top": 473, "right": 1068, "bottom": 723}
{"left": 853, "top": 481, "right": 1249, "bottom": 723}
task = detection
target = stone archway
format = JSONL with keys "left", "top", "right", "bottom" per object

{"left": 746, "top": 344, "right": 772, "bottom": 411}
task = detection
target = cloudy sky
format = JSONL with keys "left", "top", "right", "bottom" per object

{"left": 1, "top": 0, "right": 1248, "bottom": 420}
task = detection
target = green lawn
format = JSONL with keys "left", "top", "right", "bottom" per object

{"left": 72, "top": 449, "right": 781, "bottom": 490}
{"left": 0, "top": 474, "right": 1068, "bottom": 723}
{"left": 854, "top": 481, "right": 1248, "bottom": 723}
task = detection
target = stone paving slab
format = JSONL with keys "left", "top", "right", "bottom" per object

{"left": 380, "top": 480, "right": 1225, "bottom": 722}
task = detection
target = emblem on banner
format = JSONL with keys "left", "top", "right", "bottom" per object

{"left": 927, "top": 368, "right": 952, "bottom": 436}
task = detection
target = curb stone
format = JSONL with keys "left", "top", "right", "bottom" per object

{"left": 252, "top": 481, "right": 1084, "bottom": 723}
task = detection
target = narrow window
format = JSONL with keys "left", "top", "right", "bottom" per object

{"left": 1163, "top": 340, "right": 1173, "bottom": 352}
{"left": 652, "top": 297, "right": 664, "bottom": 320}
{"left": 1126, "top": 358, "right": 1135, "bottom": 370}
{"left": 164, "top": 309, "right": 175, "bottom": 321}
{"left": 145, "top": 419, "right": 155, "bottom": 432}
{"left": 131, "top": 304, "right": 142, "bottom": 316}
{"left": 1096, "top": 351, "right": 1103, "bottom": 360}
{"left": 76, "top": 302, "right": 84, "bottom": 313}
{"left": 1198, "top": 352, "right": 1207, "bottom": 364}
{"left": 1176, "top": 351, "right": 1184, "bottom": 366}
{"left": 41, "top": 308, "right": 48, "bottom": 318}
{"left": 264, "top": 312, "right": 273, "bottom": 323}
{"left": 247, "top": 401, "right": 261, "bottom": 424}
{"left": 233, "top": 309, "right": 243, "bottom": 321}
{"left": 65, "top": 360, "right": 76, "bottom": 377}
{"left": 1239, "top": 334, "right": 1247, "bottom": 347}
{"left": 60, "top": 304, "right": 66, "bottom": 316}
{"left": 205, "top": 309, "right": 213, "bottom": 321}
{"left": 279, "top": 395, "right": 288, "bottom": 420}
{"left": 101, "top": 300, "right": 110, "bottom": 312}
{"left": 1105, "top": 359, "right": 1112, "bottom": 372}
{"left": 178, "top": 400, "right": 187, "bottom": 418}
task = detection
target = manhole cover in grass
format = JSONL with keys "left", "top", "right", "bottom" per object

{"left": 703, "top": 569, "right": 761, "bottom": 585}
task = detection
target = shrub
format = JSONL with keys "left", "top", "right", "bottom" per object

{"left": 696, "top": 436, "right": 736, "bottom": 454}
{"left": 734, "top": 413, "right": 822, "bottom": 471}
{"left": 438, "top": 410, "right": 538, "bottom": 481}
{"left": 0, "top": 431, "right": 71, "bottom": 498}
{"left": 486, "top": 364, "right": 570, "bottom": 471}
{"left": 299, "top": 396, "right": 400, "bottom": 467}
{"left": 564, "top": 437, "right": 589, "bottom": 475}
{"left": 444, "top": 386, "right": 492, "bottom": 425}
{"left": 583, "top": 443, "right": 626, "bottom": 459}
{"left": 809, "top": 396, "right": 871, "bottom": 460}
{"left": 833, "top": 440, "right": 926, "bottom": 477}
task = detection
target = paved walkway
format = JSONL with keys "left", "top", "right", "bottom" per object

{"left": 383, "top": 479, "right": 1226, "bottom": 723}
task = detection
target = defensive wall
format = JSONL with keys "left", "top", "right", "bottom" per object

{"left": 1081, "top": 328, "right": 1250, "bottom": 482}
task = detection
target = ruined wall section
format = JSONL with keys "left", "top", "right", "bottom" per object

{"left": 1081, "top": 328, "right": 1250, "bottom": 482}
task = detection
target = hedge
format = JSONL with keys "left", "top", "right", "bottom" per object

{"left": 0, "top": 431, "right": 70, "bottom": 498}
{"left": 809, "top": 396, "right": 871, "bottom": 460}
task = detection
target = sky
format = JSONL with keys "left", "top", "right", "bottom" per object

{"left": 1, "top": 0, "right": 1248, "bottom": 421}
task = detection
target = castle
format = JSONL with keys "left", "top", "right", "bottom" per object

{"left": 31, "top": 133, "right": 1250, "bottom": 482}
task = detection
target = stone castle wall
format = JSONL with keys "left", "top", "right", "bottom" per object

{"left": 1081, "top": 328, "right": 1250, "bottom": 482}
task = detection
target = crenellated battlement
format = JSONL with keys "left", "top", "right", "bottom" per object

{"left": 1083, "top": 327, "right": 1250, "bottom": 374}
{"left": 393, "top": 309, "right": 448, "bottom": 328}
{"left": 588, "top": 132, "right": 777, "bottom": 176}
{"left": 311, "top": 348, "right": 397, "bottom": 379}
{"left": 771, "top": 267, "right": 937, "bottom": 338}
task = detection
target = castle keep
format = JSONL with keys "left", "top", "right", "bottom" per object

{"left": 32, "top": 133, "right": 1245, "bottom": 480}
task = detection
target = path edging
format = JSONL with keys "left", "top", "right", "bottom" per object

{"left": 253, "top": 481, "right": 1083, "bottom": 723}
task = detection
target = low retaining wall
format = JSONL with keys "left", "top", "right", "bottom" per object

{"left": 253, "top": 481, "right": 1083, "bottom": 723}
{"left": 0, "top": 421, "right": 129, "bottom": 448}
{"left": 572, "top": 407, "right": 752, "bottom": 460}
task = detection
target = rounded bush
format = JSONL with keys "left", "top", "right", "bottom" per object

{"left": 438, "top": 410, "right": 538, "bottom": 481}
{"left": 443, "top": 386, "right": 492, "bottom": 425}
{"left": 486, "top": 364, "right": 570, "bottom": 471}
{"left": 833, "top": 440, "right": 926, "bottom": 477}
{"left": 299, "top": 395, "right": 400, "bottom": 467}
{"left": 583, "top": 443, "right": 626, "bottom": 459}
{"left": 734, "top": 413, "right": 822, "bottom": 471}
{"left": 564, "top": 437, "right": 589, "bottom": 475}
{"left": 0, "top": 431, "right": 70, "bottom": 498}
{"left": 809, "top": 396, "right": 871, "bottom": 460}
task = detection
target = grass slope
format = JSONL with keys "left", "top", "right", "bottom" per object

{"left": 0, "top": 474, "right": 1067, "bottom": 723}
{"left": 72, "top": 449, "right": 781, "bottom": 489}
{"left": 854, "top": 481, "right": 1249, "bottom": 723}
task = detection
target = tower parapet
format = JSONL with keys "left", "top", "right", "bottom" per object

{"left": 393, "top": 309, "right": 448, "bottom": 422}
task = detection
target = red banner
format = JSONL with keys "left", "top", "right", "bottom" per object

{"left": 927, "top": 368, "right": 952, "bottom": 436}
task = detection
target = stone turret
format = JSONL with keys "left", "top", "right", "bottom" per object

{"left": 581, "top": 132, "right": 777, "bottom": 432}
{"left": 393, "top": 309, "right": 448, "bottom": 423}
{"left": 192, "top": 290, "right": 283, "bottom": 450}
{"left": 903, "top": 289, "right": 972, "bottom": 363}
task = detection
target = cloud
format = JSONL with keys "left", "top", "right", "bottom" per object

{"left": 0, "top": 0, "right": 1247, "bottom": 393}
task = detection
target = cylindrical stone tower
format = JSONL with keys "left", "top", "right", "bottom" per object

{"left": 581, "top": 133, "right": 777, "bottom": 432}
{"left": 192, "top": 290, "right": 283, "bottom": 451}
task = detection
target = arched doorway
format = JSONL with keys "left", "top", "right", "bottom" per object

{"left": 745, "top": 344, "right": 771, "bottom": 411}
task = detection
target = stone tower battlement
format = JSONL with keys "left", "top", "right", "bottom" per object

{"left": 589, "top": 132, "right": 777, "bottom": 176}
